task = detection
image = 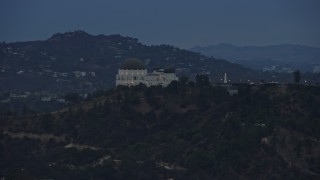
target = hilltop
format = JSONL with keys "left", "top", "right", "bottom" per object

{"left": 0, "top": 30, "right": 253, "bottom": 93}
{"left": 1, "top": 82, "right": 320, "bottom": 179}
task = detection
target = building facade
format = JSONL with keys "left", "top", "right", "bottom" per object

{"left": 145, "top": 69, "right": 178, "bottom": 87}
{"left": 116, "top": 69, "right": 147, "bottom": 86}
{"left": 116, "top": 59, "right": 178, "bottom": 87}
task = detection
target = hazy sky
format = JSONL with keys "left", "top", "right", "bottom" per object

{"left": 1, "top": 0, "right": 320, "bottom": 48}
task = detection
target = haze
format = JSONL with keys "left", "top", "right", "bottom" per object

{"left": 1, "top": 0, "right": 320, "bottom": 48}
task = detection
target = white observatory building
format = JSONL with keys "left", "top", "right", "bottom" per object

{"left": 116, "top": 58, "right": 178, "bottom": 87}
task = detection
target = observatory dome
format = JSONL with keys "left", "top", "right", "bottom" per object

{"left": 120, "top": 58, "right": 146, "bottom": 70}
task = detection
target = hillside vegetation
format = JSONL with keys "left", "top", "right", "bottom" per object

{"left": 1, "top": 81, "right": 320, "bottom": 179}
{"left": 0, "top": 30, "right": 252, "bottom": 93}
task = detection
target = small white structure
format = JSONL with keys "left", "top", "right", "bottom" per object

{"left": 116, "top": 59, "right": 178, "bottom": 87}
{"left": 223, "top": 72, "right": 228, "bottom": 84}
{"left": 215, "top": 73, "right": 239, "bottom": 95}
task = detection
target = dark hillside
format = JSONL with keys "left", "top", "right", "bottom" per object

{"left": 0, "top": 31, "right": 253, "bottom": 93}
{"left": 1, "top": 83, "right": 320, "bottom": 179}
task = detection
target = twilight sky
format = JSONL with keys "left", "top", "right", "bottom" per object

{"left": 1, "top": 0, "right": 320, "bottom": 48}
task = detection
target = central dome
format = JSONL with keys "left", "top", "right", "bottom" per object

{"left": 120, "top": 58, "right": 146, "bottom": 70}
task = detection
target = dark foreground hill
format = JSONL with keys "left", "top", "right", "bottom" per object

{"left": 1, "top": 82, "right": 320, "bottom": 179}
{"left": 0, "top": 30, "right": 253, "bottom": 93}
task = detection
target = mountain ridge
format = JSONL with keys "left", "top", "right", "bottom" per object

{"left": 190, "top": 43, "right": 320, "bottom": 72}
{"left": 0, "top": 30, "right": 254, "bottom": 93}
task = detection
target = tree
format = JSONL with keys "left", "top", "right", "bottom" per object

{"left": 22, "top": 104, "right": 28, "bottom": 116}
{"left": 64, "top": 92, "right": 81, "bottom": 104}
{"left": 195, "top": 74, "right": 210, "bottom": 88}
{"left": 179, "top": 76, "right": 189, "bottom": 86}
{"left": 293, "top": 70, "right": 301, "bottom": 84}
{"left": 166, "top": 80, "right": 179, "bottom": 94}
{"left": 42, "top": 113, "right": 55, "bottom": 132}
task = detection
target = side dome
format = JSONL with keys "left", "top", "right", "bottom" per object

{"left": 120, "top": 58, "right": 146, "bottom": 70}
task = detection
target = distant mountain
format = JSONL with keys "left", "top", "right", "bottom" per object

{"left": 190, "top": 43, "right": 320, "bottom": 72}
{"left": 0, "top": 31, "right": 254, "bottom": 93}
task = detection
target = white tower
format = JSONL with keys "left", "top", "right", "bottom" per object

{"left": 223, "top": 73, "right": 228, "bottom": 83}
